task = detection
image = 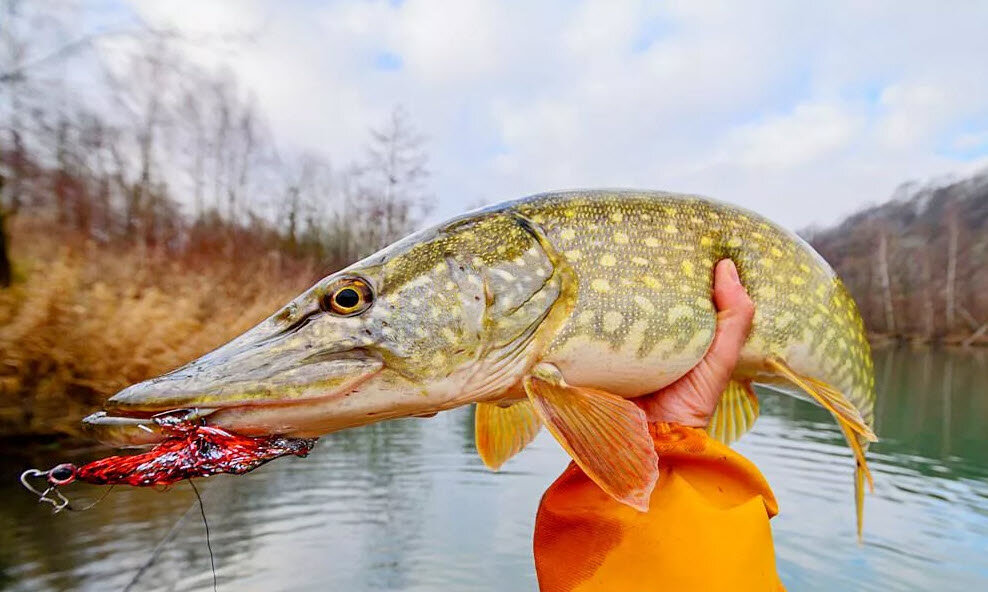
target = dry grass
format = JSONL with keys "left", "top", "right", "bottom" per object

{"left": 0, "top": 218, "right": 322, "bottom": 437}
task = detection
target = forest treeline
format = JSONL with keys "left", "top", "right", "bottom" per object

{"left": 0, "top": 2, "right": 432, "bottom": 436}
{"left": 0, "top": 2, "right": 985, "bottom": 437}
{"left": 805, "top": 172, "right": 988, "bottom": 346}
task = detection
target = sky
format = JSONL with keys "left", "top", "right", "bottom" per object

{"left": 107, "top": 0, "right": 988, "bottom": 229}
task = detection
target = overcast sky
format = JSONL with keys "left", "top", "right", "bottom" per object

{"left": 112, "top": 0, "right": 988, "bottom": 229}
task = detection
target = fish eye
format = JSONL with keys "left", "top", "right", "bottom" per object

{"left": 322, "top": 278, "right": 374, "bottom": 316}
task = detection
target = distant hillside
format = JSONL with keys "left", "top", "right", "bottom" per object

{"left": 804, "top": 170, "right": 988, "bottom": 345}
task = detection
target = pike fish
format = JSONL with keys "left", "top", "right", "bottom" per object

{"left": 85, "top": 190, "right": 877, "bottom": 535}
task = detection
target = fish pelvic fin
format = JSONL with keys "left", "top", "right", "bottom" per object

{"left": 766, "top": 355, "right": 876, "bottom": 538}
{"left": 474, "top": 401, "right": 542, "bottom": 471}
{"left": 523, "top": 363, "right": 658, "bottom": 512}
{"left": 707, "top": 379, "right": 759, "bottom": 446}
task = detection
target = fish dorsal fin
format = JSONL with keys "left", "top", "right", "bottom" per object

{"left": 474, "top": 401, "right": 542, "bottom": 470}
{"left": 707, "top": 380, "right": 759, "bottom": 446}
{"left": 766, "top": 356, "right": 876, "bottom": 540}
{"left": 523, "top": 363, "right": 658, "bottom": 511}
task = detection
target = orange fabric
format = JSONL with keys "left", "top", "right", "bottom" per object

{"left": 533, "top": 423, "right": 785, "bottom": 592}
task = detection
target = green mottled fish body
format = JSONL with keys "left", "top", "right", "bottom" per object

{"left": 508, "top": 192, "right": 873, "bottom": 420}
{"left": 346, "top": 190, "right": 874, "bottom": 425}
{"left": 94, "top": 189, "right": 877, "bottom": 534}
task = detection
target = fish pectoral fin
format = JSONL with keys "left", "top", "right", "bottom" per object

{"left": 707, "top": 379, "right": 759, "bottom": 446}
{"left": 523, "top": 363, "right": 658, "bottom": 512}
{"left": 474, "top": 401, "right": 541, "bottom": 471}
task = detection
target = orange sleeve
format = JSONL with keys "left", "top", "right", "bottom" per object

{"left": 533, "top": 423, "right": 785, "bottom": 592}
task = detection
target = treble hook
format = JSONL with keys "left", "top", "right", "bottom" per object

{"left": 19, "top": 463, "right": 112, "bottom": 514}
{"left": 19, "top": 466, "right": 76, "bottom": 513}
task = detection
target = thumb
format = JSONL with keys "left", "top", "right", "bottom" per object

{"left": 639, "top": 259, "right": 755, "bottom": 425}
{"left": 686, "top": 259, "right": 756, "bottom": 411}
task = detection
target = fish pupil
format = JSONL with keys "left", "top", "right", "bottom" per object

{"left": 335, "top": 288, "right": 360, "bottom": 309}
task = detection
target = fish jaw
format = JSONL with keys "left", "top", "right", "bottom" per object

{"left": 84, "top": 289, "right": 388, "bottom": 445}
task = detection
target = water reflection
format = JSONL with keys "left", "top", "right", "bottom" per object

{"left": 0, "top": 348, "right": 985, "bottom": 591}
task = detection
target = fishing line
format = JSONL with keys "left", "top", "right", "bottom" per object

{"left": 121, "top": 480, "right": 221, "bottom": 592}
{"left": 121, "top": 496, "right": 198, "bottom": 592}
{"left": 190, "top": 479, "right": 218, "bottom": 592}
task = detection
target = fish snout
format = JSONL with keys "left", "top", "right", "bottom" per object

{"left": 86, "top": 339, "right": 384, "bottom": 446}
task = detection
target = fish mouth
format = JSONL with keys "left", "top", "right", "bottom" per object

{"left": 84, "top": 347, "right": 384, "bottom": 447}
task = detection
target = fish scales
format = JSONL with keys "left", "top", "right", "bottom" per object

{"left": 352, "top": 190, "right": 874, "bottom": 423}
{"left": 88, "top": 189, "right": 876, "bottom": 535}
{"left": 513, "top": 191, "right": 873, "bottom": 424}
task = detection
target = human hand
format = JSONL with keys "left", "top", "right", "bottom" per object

{"left": 635, "top": 259, "right": 755, "bottom": 426}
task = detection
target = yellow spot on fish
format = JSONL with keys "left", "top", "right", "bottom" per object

{"left": 664, "top": 224, "right": 679, "bottom": 234}
{"left": 565, "top": 249, "right": 582, "bottom": 261}
{"left": 759, "top": 257, "right": 774, "bottom": 269}
{"left": 602, "top": 311, "right": 623, "bottom": 333}
{"left": 600, "top": 253, "right": 617, "bottom": 267}
{"left": 789, "top": 293, "right": 803, "bottom": 304}
{"left": 727, "top": 236, "right": 742, "bottom": 248}
{"left": 442, "top": 327, "right": 456, "bottom": 341}
{"left": 614, "top": 232, "right": 629, "bottom": 245}
{"left": 473, "top": 257, "right": 485, "bottom": 267}
{"left": 561, "top": 228, "right": 576, "bottom": 240}
{"left": 633, "top": 295, "right": 655, "bottom": 313}
{"left": 668, "top": 304, "right": 693, "bottom": 323}
{"left": 642, "top": 276, "right": 662, "bottom": 290}
{"left": 591, "top": 278, "right": 611, "bottom": 292}
{"left": 771, "top": 247, "right": 783, "bottom": 258}
{"left": 758, "top": 285, "right": 776, "bottom": 299}
{"left": 700, "top": 236, "right": 713, "bottom": 247}
{"left": 445, "top": 281, "right": 456, "bottom": 290}
{"left": 809, "top": 314, "right": 823, "bottom": 327}
{"left": 577, "top": 310, "right": 595, "bottom": 325}
{"left": 632, "top": 256, "right": 649, "bottom": 266}
{"left": 645, "top": 237, "right": 659, "bottom": 248}
{"left": 681, "top": 261, "right": 694, "bottom": 276}
{"left": 490, "top": 269, "right": 515, "bottom": 281}
{"left": 610, "top": 212, "right": 624, "bottom": 223}
{"left": 791, "top": 275, "right": 806, "bottom": 286}
{"left": 775, "top": 312, "right": 795, "bottom": 328}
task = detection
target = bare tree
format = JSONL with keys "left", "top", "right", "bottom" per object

{"left": 0, "top": 174, "right": 10, "bottom": 287}
{"left": 876, "top": 226, "right": 896, "bottom": 335}
{"left": 354, "top": 106, "right": 432, "bottom": 250}
{"left": 944, "top": 203, "right": 959, "bottom": 334}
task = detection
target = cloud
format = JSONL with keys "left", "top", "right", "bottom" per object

{"left": 122, "top": 0, "right": 988, "bottom": 229}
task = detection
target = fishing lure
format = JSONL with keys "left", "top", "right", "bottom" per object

{"left": 20, "top": 411, "right": 316, "bottom": 512}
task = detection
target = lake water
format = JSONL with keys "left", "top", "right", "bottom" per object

{"left": 0, "top": 348, "right": 985, "bottom": 591}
